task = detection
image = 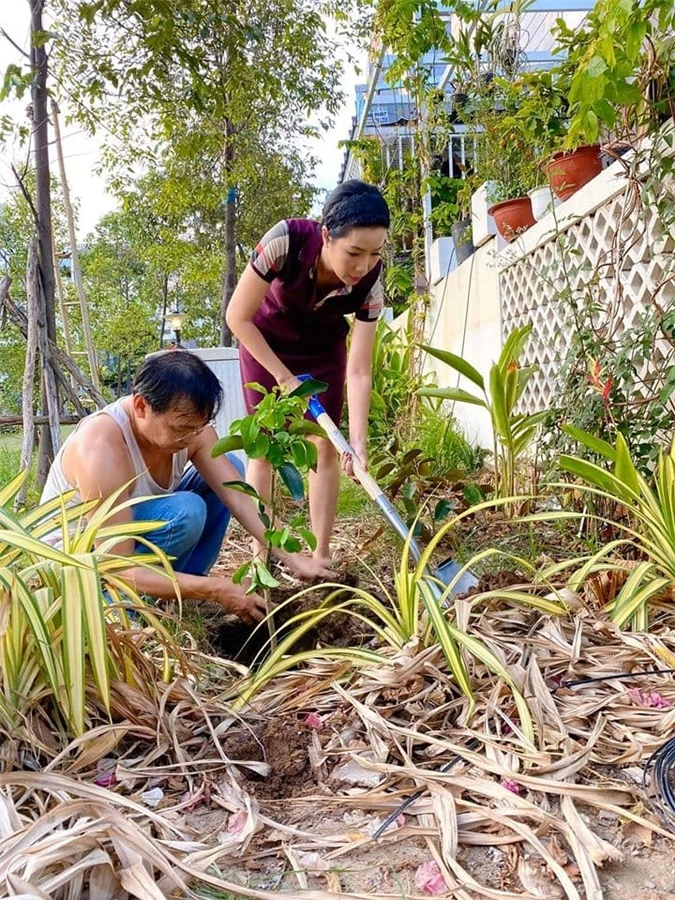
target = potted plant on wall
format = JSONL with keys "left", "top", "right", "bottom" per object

{"left": 427, "top": 172, "right": 476, "bottom": 264}
{"left": 515, "top": 66, "right": 603, "bottom": 203}
{"left": 468, "top": 77, "right": 539, "bottom": 242}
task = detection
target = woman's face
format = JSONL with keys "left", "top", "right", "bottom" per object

{"left": 322, "top": 225, "right": 387, "bottom": 286}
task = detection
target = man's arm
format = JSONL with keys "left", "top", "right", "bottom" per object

{"left": 66, "top": 421, "right": 266, "bottom": 623}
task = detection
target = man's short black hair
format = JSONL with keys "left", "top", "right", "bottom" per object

{"left": 132, "top": 351, "right": 223, "bottom": 420}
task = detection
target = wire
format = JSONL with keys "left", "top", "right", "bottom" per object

{"left": 555, "top": 668, "right": 675, "bottom": 690}
{"left": 643, "top": 736, "right": 675, "bottom": 829}
{"left": 372, "top": 737, "right": 481, "bottom": 840}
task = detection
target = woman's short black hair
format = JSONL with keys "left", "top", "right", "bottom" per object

{"left": 321, "top": 179, "right": 390, "bottom": 238}
{"left": 132, "top": 351, "right": 223, "bottom": 420}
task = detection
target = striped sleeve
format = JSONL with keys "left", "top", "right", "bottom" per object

{"left": 355, "top": 275, "right": 384, "bottom": 322}
{"left": 250, "top": 220, "right": 289, "bottom": 282}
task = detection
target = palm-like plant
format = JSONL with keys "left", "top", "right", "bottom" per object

{"left": 534, "top": 427, "right": 675, "bottom": 630}
{"left": 419, "top": 325, "right": 547, "bottom": 500}
{"left": 235, "top": 498, "right": 567, "bottom": 740}
{"left": 0, "top": 471, "right": 189, "bottom": 735}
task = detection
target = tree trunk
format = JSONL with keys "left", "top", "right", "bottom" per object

{"left": 220, "top": 118, "right": 236, "bottom": 346}
{"left": 29, "top": 0, "right": 59, "bottom": 475}
{"left": 17, "top": 251, "right": 38, "bottom": 507}
{"left": 159, "top": 272, "right": 168, "bottom": 348}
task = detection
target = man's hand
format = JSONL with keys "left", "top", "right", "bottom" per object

{"left": 204, "top": 576, "right": 266, "bottom": 624}
{"left": 281, "top": 552, "right": 334, "bottom": 582}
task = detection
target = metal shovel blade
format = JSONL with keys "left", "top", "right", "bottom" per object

{"left": 436, "top": 556, "right": 479, "bottom": 596}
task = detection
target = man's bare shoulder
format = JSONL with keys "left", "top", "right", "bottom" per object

{"left": 63, "top": 412, "right": 133, "bottom": 495}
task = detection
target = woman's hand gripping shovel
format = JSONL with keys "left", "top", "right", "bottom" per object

{"left": 297, "top": 374, "right": 478, "bottom": 603}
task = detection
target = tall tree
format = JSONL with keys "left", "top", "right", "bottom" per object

{"left": 54, "top": 0, "right": 350, "bottom": 343}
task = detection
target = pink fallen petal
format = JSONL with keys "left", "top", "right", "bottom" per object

{"left": 501, "top": 778, "right": 521, "bottom": 795}
{"left": 414, "top": 860, "right": 448, "bottom": 895}
{"left": 93, "top": 771, "right": 117, "bottom": 787}
{"left": 94, "top": 759, "right": 117, "bottom": 787}
{"left": 305, "top": 712, "right": 324, "bottom": 729}
{"left": 227, "top": 809, "right": 248, "bottom": 834}
{"left": 627, "top": 688, "right": 672, "bottom": 709}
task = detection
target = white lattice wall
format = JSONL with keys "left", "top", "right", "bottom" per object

{"left": 499, "top": 169, "right": 675, "bottom": 415}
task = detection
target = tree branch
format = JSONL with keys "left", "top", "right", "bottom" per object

{"left": 0, "top": 27, "right": 30, "bottom": 60}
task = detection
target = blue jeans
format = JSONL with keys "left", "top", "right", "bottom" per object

{"left": 132, "top": 455, "right": 245, "bottom": 575}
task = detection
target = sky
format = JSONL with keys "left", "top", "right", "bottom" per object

{"left": 0, "top": 6, "right": 361, "bottom": 240}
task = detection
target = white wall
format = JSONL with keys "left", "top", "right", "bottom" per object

{"left": 424, "top": 239, "right": 501, "bottom": 448}
{"left": 191, "top": 347, "right": 247, "bottom": 443}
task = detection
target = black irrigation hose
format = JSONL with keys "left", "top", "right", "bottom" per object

{"left": 372, "top": 737, "right": 481, "bottom": 840}
{"left": 643, "top": 736, "right": 675, "bottom": 828}
{"left": 556, "top": 668, "right": 675, "bottom": 690}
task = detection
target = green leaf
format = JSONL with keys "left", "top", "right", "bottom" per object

{"left": 562, "top": 425, "right": 617, "bottom": 461}
{"left": 289, "top": 420, "right": 325, "bottom": 438}
{"left": 278, "top": 464, "right": 305, "bottom": 501}
{"left": 298, "top": 527, "right": 317, "bottom": 552}
{"left": 248, "top": 432, "right": 270, "bottom": 459}
{"left": 418, "top": 387, "right": 486, "bottom": 407}
{"left": 252, "top": 560, "right": 280, "bottom": 588}
{"left": 210, "top": 435, "right": 244, "bottom": 457}
{"left": 419, "top": 344, "right": 485, "bottom": 390}
{"left": 289, "top": 378, "right": 328, "bottom": 398}
{"left": 232, "top": 561, "right": 252, "bottom": 584}
{"left": 433, "top": 498, "right": 455, "bottom": 523}
{"left": 489, "top": 365, "right": 510, "bottom": 441}
{"left": 291, "top": 441, "right": 308, "bottom": 470}
{"left": 222, "top": 479, "right": 260, "bottom": 498}
{"left": 586, "top": 55, "right": 607, "bottom": 78}
{"left": 463, "top": 483, "right": 483, "bottom": 505}
{"left": 614, "top": 432, "right": 640, "bottom": 496}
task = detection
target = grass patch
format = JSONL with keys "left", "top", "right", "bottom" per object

{"left": 416, "top": 406, "right": 485, "bottom": 476}
{"left": 337, "top": 473, "right": 370, "bottom": 516}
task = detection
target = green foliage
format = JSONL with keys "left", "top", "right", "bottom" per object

{"left": 52, "top": 0, "right": 345, "bottom": 333}
{"left": 457, "top": 77, "right": 541, "bottom": 203}
{"left": 0, "top": 472, "right": 187, "bottom": 736}
{"left": 420, "top": 326, "right": 545, "bottom": 500}
{"left": 533, "top": 227, "right": 675, "bottom": 480}
{"left": 533, "top": 429, "right": 675, "bottom": 631}
{"left": 238, "top": 498, "right": 567, "bottom": 726}
{"left": 552, "top": 0, "right": 675, "bottom": 146}
{"left": 211, "top": 383, "right": 325, "bottom": 597}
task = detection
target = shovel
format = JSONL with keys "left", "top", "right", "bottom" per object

{"left": 297, "top": 376, "right": 478, "bottom": 600}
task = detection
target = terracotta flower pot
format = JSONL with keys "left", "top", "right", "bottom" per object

{"left": 488, "top": 196, "right": 536, "bottom": 243}
{"left": 545, "top": 145, "right": 603, "bottom": 201}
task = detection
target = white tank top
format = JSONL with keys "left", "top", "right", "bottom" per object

{"left": 40, "top": 398, "right": 189, "bottom": 507}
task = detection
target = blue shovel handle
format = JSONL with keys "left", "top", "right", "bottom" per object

{"left": 297, "top": 373, "right": 328, "bottom": 421}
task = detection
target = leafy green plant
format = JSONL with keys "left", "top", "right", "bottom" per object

{"left": 535, "top": 428, "right": 675, "bottom": 630}
{"left": 235, "top": 497, "right": 567, "bottom": 733}
{"left": 0, "top": 471, "right": 187, "bottom": 736}
{"left": 552, "top": 0, "right": 675, "bottom": 146}
{"left": 419, "top": 325, "right": 546, "bottom": 501}
{"left": 210, "top": 380, "right": 325, "bottom": 624}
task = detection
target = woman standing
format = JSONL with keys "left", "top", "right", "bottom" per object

{"left": 226, "top": 179, "right": 390, "bottom": 566}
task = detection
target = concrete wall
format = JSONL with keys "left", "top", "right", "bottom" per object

{"left": 424, "top": 238, "right": 501, "bottom": 448}
{"left": 191, "top": 347, "right": 246, "bottom": 446}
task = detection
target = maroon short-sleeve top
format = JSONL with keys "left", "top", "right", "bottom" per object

{"left": 249, "top": 218, "right": 384, "bottom": 352}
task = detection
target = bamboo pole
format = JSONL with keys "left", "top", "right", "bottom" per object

{"left": 51, "top": 99, "right": 101, "bottom": 391}
{"left": 16, "top": 244, "right": 39, "bottom": 507}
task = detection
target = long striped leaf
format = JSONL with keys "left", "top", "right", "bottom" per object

{"left": 61, "top": 567, "right": 86, "bottom": 734}
{"left": 77, "top": 554, "right": 111, "bottom": 715}
{"left": 420, "top": 582, "right": 473, "bottom": 702}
